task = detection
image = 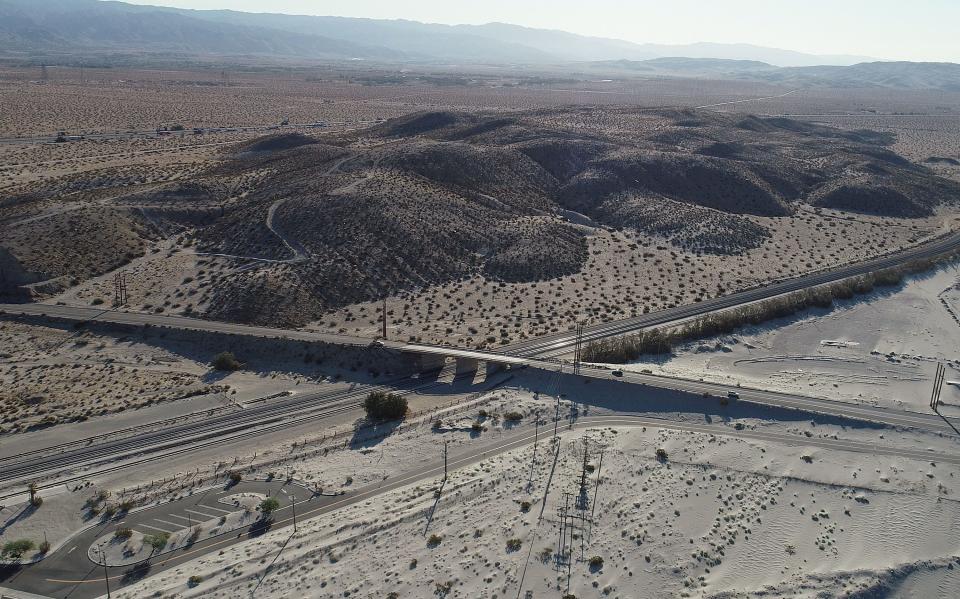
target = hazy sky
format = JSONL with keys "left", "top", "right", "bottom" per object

{"left": 121, "top": 0, "right": 960, "bottom": 62}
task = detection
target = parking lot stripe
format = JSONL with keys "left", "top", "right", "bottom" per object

{"left": 184, "top": 508, "right": 219, "bottom": 519}
{"left": 198, "top": 504, "right": 233, "bottom": 514}
{"left": 137, "top": 522, "right": 174, "bottom": 533}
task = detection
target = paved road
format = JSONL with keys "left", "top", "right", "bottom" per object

{"left": 501, "top": 230, "right": 960, "bottom": 358}
{"left": 0, "top": 368, "right": 496, "bottom": 498}
{"left": 2, "top": 412, "right": 957, "bottom": 599}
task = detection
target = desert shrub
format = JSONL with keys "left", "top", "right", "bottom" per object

{"left": 471, "top": 422, "right": 483, "bottom": 433}
{"left": 588, "top": 555, "right": 604, "bottom": 568}
{"left": 506, "top": 538, "right": 522, "bottom": 551}
{"left": 119, "top": 499, "right": 136, "bottom": 512}
{"left": 427, "top": 534, "right": 442, "bottom": 547}
{"left": 212, "top": 351, "right": 241, "bottom": 371}
{"left": 656, "top": 448, "right": 668, "bottom": 461}
{"left": 38, "top": 540, "right": 51, "bottom": 554}
{"left": 259, "top": 497, "right": 280, "bottom": 517}
{"left": 504, "top": 411, "right": 523, "bottom": 422}
{"left": 91, "top": 297, "right": 104, "bottom": 305}
{"left": 114, "top": 527, "right": 133, "bottom": 540}
{"left": 188, "top": 575, "right": 203, "bottom": 587}
{"left": 1, "top": 539, "right": 34, "bottom": 558}
{"left": 520, "top": 500, "right": 531, "bottom": 512}
{"left": 228, "top": 471, "right": 242, "bottom": 485}
{"left": 364, "top": 391, "right": 407, "bottom": 420}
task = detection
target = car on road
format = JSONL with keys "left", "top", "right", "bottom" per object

{"left": 611, "top": 369, "right": 624, "bottom": 377}
{"left": 727, "top": 391, "right": 740, "bottom": 399}
{"left": 368, "top": 339, "right": 385, "bottom": 349}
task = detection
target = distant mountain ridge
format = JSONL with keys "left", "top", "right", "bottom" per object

{"left": 1, "top": 0, "right": 877, "bottom": 67}
{"left": 2, "top": 0, "right": 956, "bottom": 89}
{"left": 593, "top": 58, "right": 960, "bottom": 91}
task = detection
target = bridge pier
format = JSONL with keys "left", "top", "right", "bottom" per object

{"left": 416, "top": 353, "right": 447, "bottom": 373}
{"left": 455, "top": 357, "right": 480, "bottom": 377}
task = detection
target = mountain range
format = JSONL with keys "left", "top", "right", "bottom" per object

{"left": 1, "top": 0, "right": 872, "bottom": 67}
{"left": 1, "top": 0, "right": 958, "bottom": 90}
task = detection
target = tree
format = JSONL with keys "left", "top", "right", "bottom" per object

{"left": 212, "top": 352, "right": 241, "bottom": 371}
{"left": 259, "top": 497, "right": 280, "bottom": 519}
{"left": 144, "top": 532, "right": 169, "bottom": 553}
{"left": 363, "top": 391, "right": 407, "bottom": 420}
{"left": 27, "top": 483, "right": 42, "bottom": 507}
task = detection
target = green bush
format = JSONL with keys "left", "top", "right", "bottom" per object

{"left": 588, "top": 555, "right": 604, "bottom": 568}
{"left": 363, "top": 391, "right": 407, "bottom": 420}
{"left": 504, "top": 411, "right": 523, "bottom": 422}
{"left": 114, "top": 527, "right": 133, "bottom": 540}
{"left": 506, "top": 538, "right": 522, "bottom": 551}
{"left": 2, "top": 539, "right": 34, "bottom": 558}
{"left": 212, "top": 351, "right": 241, "bottom": 371}
{"left": 38, "top": 540, "right": 51, "bottom": 554}
{"left": 188, "top": 574, "right": 203, "bottom": 587}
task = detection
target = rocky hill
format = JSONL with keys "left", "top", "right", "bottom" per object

{"left": 4, "top": 107, "right": 958, "bottom": 324}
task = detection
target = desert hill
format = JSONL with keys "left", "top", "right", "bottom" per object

{"left": 3, "top": 108, "right": 959, "bottom": 326}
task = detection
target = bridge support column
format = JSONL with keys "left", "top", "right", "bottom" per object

{"left": 455, "top": 357, "right": 479, "bottom": 377}
{"left": 416, "top": 354, "right": 447, "bottom": 373}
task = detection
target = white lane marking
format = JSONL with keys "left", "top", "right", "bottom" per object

{"left": 67, "top": 546, "right": 76, "bottom": 554}
{"left": 138, "top": 522, "right": 176, "bottom": 533}
{"left": 152, "top": 518, "right": 184, "bottom": 529}
{"left": 167, "top": 514, "right": 195, "bottom": 523}
{"left": 184, "top": 508, "right": 219, "bottom": 519}
{"left": 197, "top": 504, "right": 233, "bottom": 514}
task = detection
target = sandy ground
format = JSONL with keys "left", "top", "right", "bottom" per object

{"left": 616, "top": 260, "right": 960, "bottom": 414}
{"left": 107, "top": 417, "right": 960, "bottom": 599}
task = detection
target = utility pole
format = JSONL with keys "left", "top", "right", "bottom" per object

{"left": 553, "top": 396, "right": 560, "bottom": 440}
{"left": 573, "top": 320, "right": 583, "bottom": 374}
{"left": 291, "top": 495, "right": 297, "bottom": 532}
{"left": 381, "top": 296, "right": 387, "bottom": 340}
{"left": 930, "top": 363, "right": 945, "bottom": 412}
{"left": 96, "top": 544, "right": 111, "bottom": 598}
{"left": 589, "top": 448, "right": 604, "bottom": 542}
{"left": 443, "top": 440, "right": 448, "bottom": 482}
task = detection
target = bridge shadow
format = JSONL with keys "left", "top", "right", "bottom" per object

{"left": 533, "top": 370, "right": 889, "bottom": 431}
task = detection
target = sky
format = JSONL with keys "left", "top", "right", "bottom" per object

{"left": 120, "top": 0, "right": 960, "bottom": 62}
